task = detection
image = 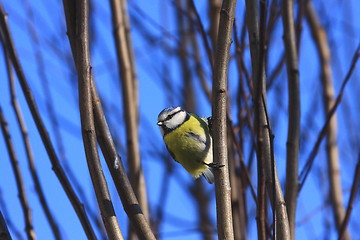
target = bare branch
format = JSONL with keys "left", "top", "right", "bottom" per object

{"left": 109, "top": 0, "right": 149, "bottom": 225}
{"left": 212, "top": 0, "right": 237, "bottom": 239}
{"left": 1, "top": 25, "right": 62, "bottom": 240}
{"left": 0, "top": 108, "right": 36, "bottom": 240}
{"left": 298, "top": 42, "right": 360, "bottom": 189}
{"left": 72, "top": 0, "right": 123, "bottom": 239}
{"left": 91, "top": 82, "right": 156, "bottom": 240}
{"left": 208, "top": 0, "right": 221, "bottom": 49}
{"left": 189, "top": 0, "right": 214, "bottom": 70}
{"left": 0, "top": 4, "right": 96, "bottom": 239}
{"left": 0, "top": 211, "right": 12, "bottom": 240}
{"left": 299, "top": 44, "right": 360, "bottom": 192}
{"left": 281, "top": 0, "right": 301, "bottom": 238}
{"left": 245, "top": 0, "right": 290, "bottom": 239}
{"left": 299, "top": 9, "right": 360, "bottom": 193}
{"left": 338, "top": 154, "right": 360, "bottom": 240}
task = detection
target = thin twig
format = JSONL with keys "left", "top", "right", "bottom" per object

{"left": 338, "top": 153, "right": 360, "bottom": 240}
{"left": 188, "top": 0, "right": 214, "bottom": 70}
{"left": 299, "top": 44, "right": 360, "bottom": 191}
{"left": 1, "top": 24, "right": 62, "bottom": 239}
{"left": 0, "top": 107, "right": 36, "bottom": 240}
{"left": 256, "top": 0, "right": 268, "bottom": 238}
{"left": 0, "top": 4, "right": 97, "bottom": 239}
{"left": 244, "top": 0, "right": 291, "bottom": 239}
{"left": 0, "top": 211, "right": 12, "bottom": 240}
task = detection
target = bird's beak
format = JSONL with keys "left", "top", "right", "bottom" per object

{"left": 157, "top": 121, "right": 163, "bottom": 126}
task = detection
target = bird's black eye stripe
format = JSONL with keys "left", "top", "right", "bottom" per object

{"left": 165, "top": 110, "right": 182, "bottom": 121}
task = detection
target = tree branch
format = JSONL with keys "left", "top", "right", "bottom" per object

{"left": 73, "top": 0, "right": 123, "bottom": 239}
{"left": 304, "top": 4, "right": 350, "bottom": 239}
{"left": 62, "top": 1, "right": 155, "bottom": 238}
{"left": 0, "top": 107, "right": 36, "bottom": 240}
{"left": 0, "top": 211, "right": 12, "bottom": 240}
{"left": 0, "top": 4, "right": 96, "bottom": 239}
{"left": 245, "top": 0, "right": 290, "bottom": 239}
{"left": 1, "top": 26, "right": 62, "bottom": 240}
{"left": 109, "top": 0, "right": 149, "bottom": 225}
{"left": 281, "top": 0, "right": 301, "bottom": 238}
{"left": 338, "top": 153, "right": 360, "bottom": 240}
{"left": 212, "top": 0, "right": 237, "bottom": 239}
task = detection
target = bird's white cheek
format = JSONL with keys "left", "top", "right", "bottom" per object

{"left": 166, "top": 111, "right": 186, "bottom": 129}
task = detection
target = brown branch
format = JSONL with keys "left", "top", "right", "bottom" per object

{"left": 299, "top": 43, "right": 360, "bottom": 190}
{"left": 304, "top": 3, "right": 350, "bottom": 239}
{"left": 0, "top": 191, "right": 22, "bottom": 240}
{"left": 180, "top": 10, "right": 214, "bottom": 237}
{"left": 281, "top": 0, "right": 301, "bottom": 238}
{"left": 338, "top": 154, "right": 360, "bottom": 240}
{"left": 1, "top": 25, "right": 62, "bottom": 240}
{"left": 0, "top": 107, "right": 36, "bottom": 240}
{"left": 176, "top": 0, "right": 193, "bottom": 108}
{"left": 212, "top": 0, "right": 237, "bottom": 239}
{"left": 110, "top": 0, "right": 149, "bottom": 226}
{"left": 244, "top": 0, "right": 290, "bottom": 239}
{"left": 0, "top": 4, "right": 97, "bottom": 239}
{"left": 62, "top": 1, "right": 155, "bottom": 238}
{"left": 189, "top": 0, "right": 214, "bottom": 70}
{"left": 189, "top": 15, "right": 212, "bottom": 101}
{"left": 91, "top": 81, "right": 156, "bottom": 239}
{"left": 73, "top": 0, "right": 123, "bottom": 239}
{"left": 208, "top": 0, "right": 221, "bottom": 49}
{"left": 0, "top": 211, "right": 12, "bottom": 240}
{"left": 189, "top": 182, "right": 214, "bottom": 240}
{"left": 246, "top": 0, "right": 267, "bottom": 238}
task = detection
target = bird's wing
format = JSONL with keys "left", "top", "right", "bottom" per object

{"left": 165, "top": 143, "right": 178, "bottom": 163}
{"left": 185, "top": 131, "right": 207, "bottom": 151}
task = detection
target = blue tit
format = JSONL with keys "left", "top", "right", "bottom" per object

{"left": 157, "top": 106, "right": 215, "bottom": 184}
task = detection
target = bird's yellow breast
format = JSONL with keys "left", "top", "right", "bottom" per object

{"left": 164, "top": 114, "right": 212, "bottom": 178}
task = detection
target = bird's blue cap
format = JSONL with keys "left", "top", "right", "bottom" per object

{"left": 158, "top": 106, "right": 180, "bottom": 117}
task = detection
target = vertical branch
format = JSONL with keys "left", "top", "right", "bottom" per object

{"left": 1, "top": 28, "right": 62, "bottom": 240}
{"left": 74, "top": 0, "right": 122, "bottom": 239}
{"left": 338, "top": 154, "right": 360, "bottom": 240}
{"left": 212, "top": 0, "right": 237, "bottom": 239}
{"left": 305, "top": 3, "right": 350, "bottom": 240}
{"left": 245, "top": 0, "right": 267, "bottom": 238}
{"left": 0, "top": 108, "right": 36, "bottom": 240}
{"left": 208, "top": 0, "right": 221, "bottom": 49}
{"left": 189, "top": 0, "right": 214, "bottom": 70}
{"left": 0, "top": 211, "right": 12, "bottom": 240}
{"left": 244, "top": 0, "right": 290, "bottom": 239}
{"left": 0, "top": 5, "right": 97, "bottom": 239}
{"left": 179, "top": 4, "right": 214, "bottom": 238}
{"left": 176, "top": 0, "right": 192, "bottom": 108}
{"left": 281, "top": 0, "right": 301, "bottom": 239}
{"left": 298, "top": 44, "right": 360, "bottom": 190}
{"left": 110, "top": 0, "right": 149, "bottom": 223}
{"left": 62, "top": 1, "right": 155, "bottom": 238}
{"left": 189, "top": 184, "right": 214, "bottom": 240}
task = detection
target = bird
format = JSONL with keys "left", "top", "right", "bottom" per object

{"left": 157, "top": 106, "right": 218, "bottom": 184}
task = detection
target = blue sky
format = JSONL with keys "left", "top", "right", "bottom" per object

{"left": 0, "top": 0, "right": 359, "bottom": 239}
